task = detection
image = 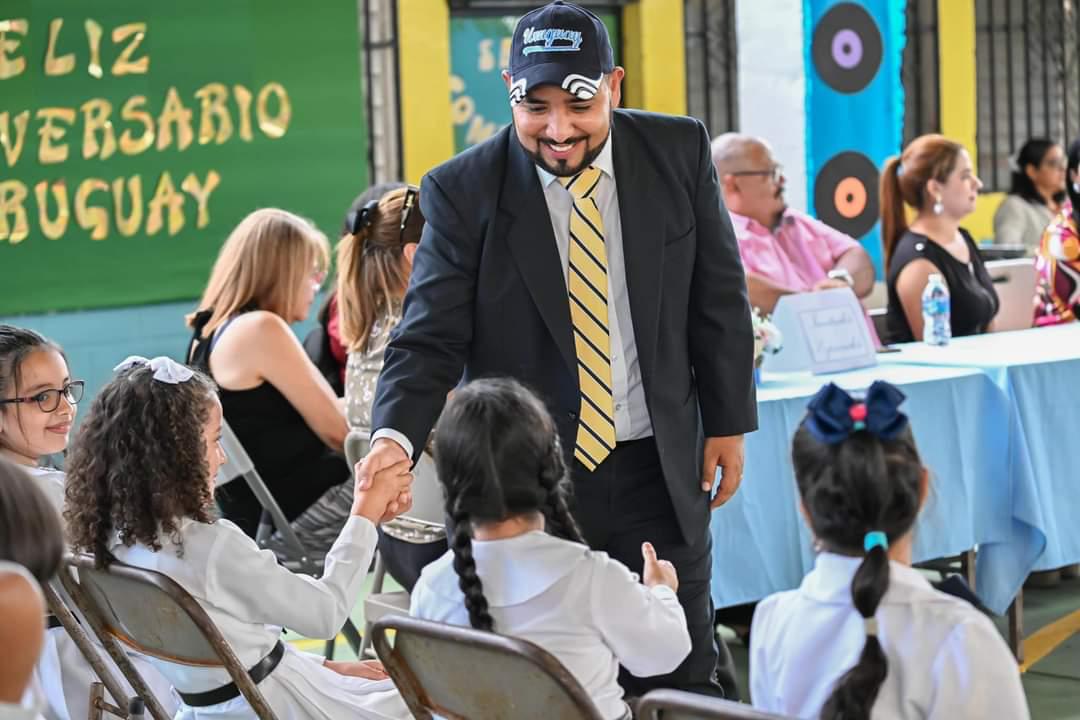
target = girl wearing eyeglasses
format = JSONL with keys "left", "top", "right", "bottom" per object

{"left": 0, "top": 325, "right": 81, "bottom": 509}
{"left": 0, "top": 324, "right": 179, "bottom": 720}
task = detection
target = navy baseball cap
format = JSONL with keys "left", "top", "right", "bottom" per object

{"left": 508, "top": 1, "right": 615, "bottom": 105}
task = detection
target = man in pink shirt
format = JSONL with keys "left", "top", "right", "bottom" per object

{"left": 711, "top": 134, "right": 876, "bottom": 317}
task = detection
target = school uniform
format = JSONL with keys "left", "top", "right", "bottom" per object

{"left": 750, "top": 552, "right": 1030, "bottom": 719}
{"left": 20, "top": 468, "right": 179, "bottom": 720}
{"left": 410, "top": 530, "right": 692, "bottom": 720}
{"left": 109, "top": 515, "right": 408, "bottom": 720}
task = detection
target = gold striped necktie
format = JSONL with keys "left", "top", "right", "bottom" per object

{"left": 559, "top": 166, "right": 616, "bottom": 471}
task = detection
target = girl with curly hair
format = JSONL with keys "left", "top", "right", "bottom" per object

{"left": 409, "top": 378, "right": 691, "bottom": 720}
{"left": 65, "top": 357, "right": 412, "bottom": 720}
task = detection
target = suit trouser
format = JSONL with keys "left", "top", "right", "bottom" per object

{"left": 568, "top": 437, "right": 738, "bottom": 700}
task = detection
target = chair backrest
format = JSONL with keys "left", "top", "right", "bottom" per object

{"left": 372, "top": 615, "right": 605, "bottom": 720}
{"left": 637, "top": 689, "right": 792, "bottom": 720}
{"left": 60, "top": 553, "right": 278, "bottom": 719}
{"left": 868, "top": 307, "right": 888, "bottom": 344}
{"left": 986, "top": 257, "right": 1037, "bottom": 332}
{"left": 346, "top": 430, "right": 446, "bottom": 530}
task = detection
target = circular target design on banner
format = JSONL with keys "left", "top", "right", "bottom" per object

{"left": 811, "top": 2, "right": 883, "bottom": 94}
{"left": 814, "top": 152, "right": 880, "bottom": 238}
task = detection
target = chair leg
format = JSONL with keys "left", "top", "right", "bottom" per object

{"left": 323, "top": 637, "right": 336, "bottom": 660}
{"left": 342, "top": 619, "right": 364, "bottom": 656}
{"left": 1009, "top": 590, "right": 1024, "bottom": 663}
{"left": 961, "top": 549, "right": 977, "bottom": 589}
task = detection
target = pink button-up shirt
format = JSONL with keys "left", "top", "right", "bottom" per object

{"left": 730, "top": 207, "right": 860, "bottom": 292}
{"left": 731, "top": 207, "right": 881, "bottom": 346}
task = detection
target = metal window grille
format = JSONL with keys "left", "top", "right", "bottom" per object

{"left": 685, "top": 0, "right": 738, "bottom": 135}
{"left": 976, "top": 0, "right": 1080, "bottom": 192}
{"left": 903, "top": 0, "right": 941, "bottom": 145}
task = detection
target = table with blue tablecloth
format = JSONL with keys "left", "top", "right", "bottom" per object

{"left": 708, "top": 325, "right": 1080, "bottom": 616}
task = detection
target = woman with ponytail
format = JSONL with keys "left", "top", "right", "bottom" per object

{"left": 879, "top": 135, "right": 999, "bottom": 343}
{"left": 749, "top": 381, "right": 1028, "bottom": 719}
{"left": 410, "top": 378, "right": 690, "bottom": 720}
{"left": 285, "top": 184, "right": 448, "bottom": 584}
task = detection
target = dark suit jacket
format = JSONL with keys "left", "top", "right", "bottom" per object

{"left": 372, "top": 109, "right": 757, "bottom": 542}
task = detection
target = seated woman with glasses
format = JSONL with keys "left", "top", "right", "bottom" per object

{"left": 186, "top": 209, "right": 357, "bottom": 542}
{"left": 993, "top": 138, "right": 1067, "bottom": 254}
{"left": 287, "top": 185, "right": 448, "bottom": 587}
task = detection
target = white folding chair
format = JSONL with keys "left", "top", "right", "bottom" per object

{"left": 217, "top": 420, "right": 363, "bottom": 655}
{"left": 345, "top": 431, "right": 446, "bottom": 658}
{"left": 986, "top": 257, "right": 1037, "bottom": 332}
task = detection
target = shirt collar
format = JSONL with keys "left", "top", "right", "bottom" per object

{"left": 420, "top": 530, "right": 592, "bottom": 606}
{"left": 535, "top": 131, "right": 615, "bottom": 189}
{"left": 728, "top": 207, "right": 793, "bottom": 236}
{"left": 800, "top": 551, "right": 935, "bottom": 606}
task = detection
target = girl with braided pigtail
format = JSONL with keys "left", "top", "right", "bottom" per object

{"left": 411, "top": 378, "right": 691, "bottom": 720}
{"left": 749, "top": 381, "right": 1029, "bottom": 720}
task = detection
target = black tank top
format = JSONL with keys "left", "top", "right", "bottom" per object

{"left": 885, "top": 229, "right": 1000, "bottom": 344}
{"left": 188, "top": 310, "right": 348, "bottom": 534}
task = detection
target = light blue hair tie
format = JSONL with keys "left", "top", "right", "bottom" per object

{"left": 864, "top": 531, "right": 888, "bottom": 553}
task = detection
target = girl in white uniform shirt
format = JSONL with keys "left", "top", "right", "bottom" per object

{"left": 63, "top": 357, "right": 412, "bottom": 720}
{"left": 410, "top": 378, "right": 692, "bottom": 720}
{"left": 750, "top": 381, "right": 1029, "bottom": 720}
{"left": 0, "top": 326, "right": 178, "bottom": 720}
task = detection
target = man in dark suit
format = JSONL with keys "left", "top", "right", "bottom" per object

{"left": 359, "top": 0, "right": 757, "bottom": 698}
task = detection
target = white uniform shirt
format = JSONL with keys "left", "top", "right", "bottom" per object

{"left": 750, "top": 552, "right": 1030, "bottom": 720}
{"left": 24, "top": 466, "right": 65, "bottom": 513}
{"left": 410, "top": 530, "right": 690, "bottom": 720}
{"left": 109, "top": 516, "right": 407, "bottom": 719}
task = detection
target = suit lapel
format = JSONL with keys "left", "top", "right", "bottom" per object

{"left": 611, "top": 113, "right": 662, "bottom": 387}
{"left": 499, "top": 132, "right": 577, "bottom": 378}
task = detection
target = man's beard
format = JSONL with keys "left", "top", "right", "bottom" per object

{"left": 521, "top": 123, "right": 612, "bottom": 177}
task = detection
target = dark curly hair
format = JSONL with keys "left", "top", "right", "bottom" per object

{"left": 434, "top": 377, "right": 585, "bottom": 632}
{"left": 64, "top": 363, "right": 219, "bottom": 567}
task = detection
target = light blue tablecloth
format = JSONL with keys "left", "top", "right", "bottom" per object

{"left": 710, "top": 360, "right": 1047, "bottom": 615}
{"left": 882, "top": 323, "right": 1080, "bottom": 572}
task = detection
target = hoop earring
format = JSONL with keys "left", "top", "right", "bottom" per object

{"left": 933, "top": 197, "right": 944, "bottom": 215}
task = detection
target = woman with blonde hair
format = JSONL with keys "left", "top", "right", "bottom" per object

{"left": 880, "top": 135, "right": 999, "bottom": 344}
{"left": 291, "top": 185, "right": 446, "bottom": 587}
{"left": 186, "top": 208, "right": 351, "bottom": 537}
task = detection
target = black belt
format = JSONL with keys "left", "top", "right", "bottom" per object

{"left": 177, "top": 640, "right": 285, "bottom": 707}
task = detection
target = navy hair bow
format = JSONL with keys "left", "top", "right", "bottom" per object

{"left": 802, "top": 381, "right": 909, "bottom": 445}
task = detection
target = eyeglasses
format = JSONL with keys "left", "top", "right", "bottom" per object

{"left": 731, "top": 165, "right": 785, "bottom": 184}
{"left": 0, "top": 380, "right": 85, "bottom": 413}
{"left": 399, "top": 185, "right": 419, "bottom": 244}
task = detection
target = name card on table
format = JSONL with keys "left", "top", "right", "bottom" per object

{"left": 763, "top": 288, "right": 878, "bottom": 374}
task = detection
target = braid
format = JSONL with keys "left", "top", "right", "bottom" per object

{"left": 537, "top": 438, "right": 586, "bottom": 544}
{"left": 449, "top": 509, "right": 495, "bottom": 632}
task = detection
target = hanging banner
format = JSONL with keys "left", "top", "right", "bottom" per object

{"left": 0, "top": 0, "right": 368, "bottom": 315}
{"left": 804, "top": 0, "right": 905, "bottom": 276}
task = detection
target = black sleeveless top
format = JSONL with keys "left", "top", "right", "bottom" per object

{"left": 885, "top": 229, "right": 1000, "bottom": 344}
{"left": 188, "top": 310, "right": 348, "bottom": 535}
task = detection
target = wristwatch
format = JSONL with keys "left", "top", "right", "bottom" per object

{"left": 828, "top": 268, "right": 854, "bottom": 287}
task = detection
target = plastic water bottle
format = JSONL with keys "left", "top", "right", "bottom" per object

{"left": 921, "top": 273, "right": 951, "bottom": 346}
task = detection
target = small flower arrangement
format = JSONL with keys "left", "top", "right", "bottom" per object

{"left": 752, "top": 308, "right": 783, "bottom": 370}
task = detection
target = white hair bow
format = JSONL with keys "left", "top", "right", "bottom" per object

{"left": 113, "top": 355, "right": 195, "bottom": 384}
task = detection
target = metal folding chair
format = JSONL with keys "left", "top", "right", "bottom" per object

{"left": 41, "top": 581, "right": 153, "bottom": 719}
{"left": 217, "top": 419, "right": 363, "bottom": 656}
{"left": 637, "top": 689, "right": 793, "bottom": 719}
{"left": 345, "top": 430, "right": 446, "bottom": 658}
{"left": 58, "top": 552, "right": 279, "bottom": 720}
{"left": 372, "top": 615, "right": 605, "bottom": 720}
